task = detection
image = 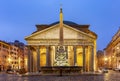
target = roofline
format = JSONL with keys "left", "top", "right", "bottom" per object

{"left": 0, "top": 40, "right": 10, "bottom": 45}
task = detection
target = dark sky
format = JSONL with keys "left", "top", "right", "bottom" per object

{"left": 0, "top": 0, "right": 120, "bottom": 50}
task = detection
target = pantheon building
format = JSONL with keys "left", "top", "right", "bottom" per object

{"left": 25, "top": 8, "right": 97, "bottom": 72}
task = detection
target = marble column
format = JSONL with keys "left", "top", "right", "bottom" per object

{"left": 48, "top": 46, "right": 51, "bottom": 66}
{"left": 27, "top": 46, "right": 31, "bottom": 72}
{"left": 73, "top": 46, "right": 77, "bottom": 66}
{"left": 37, "top": 46, "right": 40, "bottom": 72}
{"left": 65, "top": 46, "right": 68, "bottom": 59}
{"left": 31, "top": 50, "right": 33, "bottom": 72}
{"left": 83, "top": 46, "right": 86, "bottom": 72}
{"left": 46, "top": 46, "right": 49, "bottom": 66}
{"left": 55, "top": 46, "right": 58, "bottom": 59}
{"left": 91, "top": 46, "right": 94, "bottom": 72}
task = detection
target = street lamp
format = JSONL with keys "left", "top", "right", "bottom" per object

{"left": 116, "top": 47, "right": 119, "bottom": 50}
{"left": 104, "top": 57, "right": 108, "bottom": 61}
{"left": 8, "top": 58, "right": 12, "bottom": 70}
{"left": 104, "top": 57, "right": 108, "bottom": 68}
{"left": 8, "top": 58, "right": 11, "bottom": 63}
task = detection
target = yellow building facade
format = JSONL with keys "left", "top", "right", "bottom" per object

{"left": 0, "top": 40, "right": 28, "bottom": 71}
{"left": 25, "top": 8, "right": 97, "bottom": 72}
{"left": 105, "top": 28, "right": 120, "bottom": 69}
{"left": 0, "top": 40, "right": 10, "bottom": 71}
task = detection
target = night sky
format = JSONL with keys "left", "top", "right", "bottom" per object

{"left": 0, "top": 0, "right": 120, "bottom": 50}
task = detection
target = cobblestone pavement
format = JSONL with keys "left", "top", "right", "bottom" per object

{"left": 0, "top": 71, "right": 120, "bottom": 81}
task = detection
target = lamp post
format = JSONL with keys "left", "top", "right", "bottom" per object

{"left": 104, "top": 57, "right": 108, "bottom": 68}
{"left": 8, "top": 57, "right": 12, "bottom": 69}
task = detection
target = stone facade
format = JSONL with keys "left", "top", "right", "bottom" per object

{"left": 97, "top": 50, "right": 104, "bottom": 68}
{"left": 105, "top": 28, "right": 120, "bottom": 69}
{"left": 0, "top": 40, "right": 10, "bottom": 71}
{"left": 25, "top": 8, "right": 97, "bottom": 72}
{"left": 0, "top": 40, "right": 28, "bottom": 71}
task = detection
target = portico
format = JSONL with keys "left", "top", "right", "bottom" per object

{"left": 25, "top": 8, "right": 97, "bottom": 73}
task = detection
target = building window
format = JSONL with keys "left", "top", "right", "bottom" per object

{"left": 4, "top": 56, "right": 7, "bottom": 58}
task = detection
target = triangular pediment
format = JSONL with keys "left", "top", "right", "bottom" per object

{"left": 25, "top": 24, "right": 94, "bottom": 40}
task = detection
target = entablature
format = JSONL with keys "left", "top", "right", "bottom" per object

{"left": 26, "top": 39, "right": 94, "bottom": 46}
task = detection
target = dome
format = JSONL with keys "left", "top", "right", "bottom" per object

{"left": 50, "top": 21, "right": 78, "bottom": 26}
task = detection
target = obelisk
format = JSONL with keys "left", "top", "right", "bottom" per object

{"left": 59, "top": 7, "right": 63, "bottom": 45}
{"left": 54, "top": 8, "right": 69, "bottom": 66}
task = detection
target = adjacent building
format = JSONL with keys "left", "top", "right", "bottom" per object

{"left": 0, "top": 40, "right": 10, "bottom": 71}
{"left": 9, "top": 45, "right": 19, "bottom": 70}
{"left": 97, "top": 50, "right": 104, "bottom": 68}
{"left": 0, "top": 40, "right": 28, "bottom": 71}
{"left": 25, "top": 8, "right": 97, "bottom": 72}
{"left": 9, "top": 40, "right": 28, "bottom": 70}
{"left": 105, "top": 28, "right": 120, "bottom": 69}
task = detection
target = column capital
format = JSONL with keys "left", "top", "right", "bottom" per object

{"left": 45, "top": 45, "right": 50, "bottom": 48}
{"left": 27, "top": 45, "right": 31, "bottom": 49}
{"left": 90, "top": 45, "right": 94, "bottom": 48}
{"left": 82, "top": 45, "right": 88, "bottom": 48}
{"left": 73, "top": 45, "right": 77, "bottom": 47}
{"left": 33, "top": 45, "right": 40, "bottom": 49}
{"left": 36, "top": 46, "right": 40, "bottom": 49}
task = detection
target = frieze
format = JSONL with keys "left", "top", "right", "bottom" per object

{"left": 27, "top": 40, "right": 94, "bottom": 46}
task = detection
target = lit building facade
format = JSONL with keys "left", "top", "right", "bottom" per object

{"left": 0, "top": 40, "right": 28, "bottom": 71}
{"left": 0, "top": 40, "right": 10, "bottom": 71}
{"left": 25, "top": 8, "right": 97, "bottom": 72}
{"left": 97, "top": 50, "right": 104, "bottom": 68}
{"left": 9, "top": 40, "right": 28, "bottom": 70}
{"left": 105, "top": 28, "right": 120, "bottom": 69}
{"left": 10, "top": 45, "right": 19, "bottom": 70}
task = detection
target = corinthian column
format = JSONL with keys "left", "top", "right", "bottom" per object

{"left": 65, "top": 46, "right": 68, "bottom": 59}
{"left": 91, "top": 46, "right": 94, "bottom": 72}
{"left": 27, "top": 46, "right": 31, "bottom": 72}
{"left": 83, "top": 46, "right": 86, "bottom": 72}
{"left": 31, "top": 50, "right": 33, "bottom": 72}
{"left": 73, "top": 46, "right": 77, "bottom": 66}
{"left": 37, "top": 46, "right": 40, "bottom": 72}
{"left": 46, "top": 46, "right": 50, "bottom": 66}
